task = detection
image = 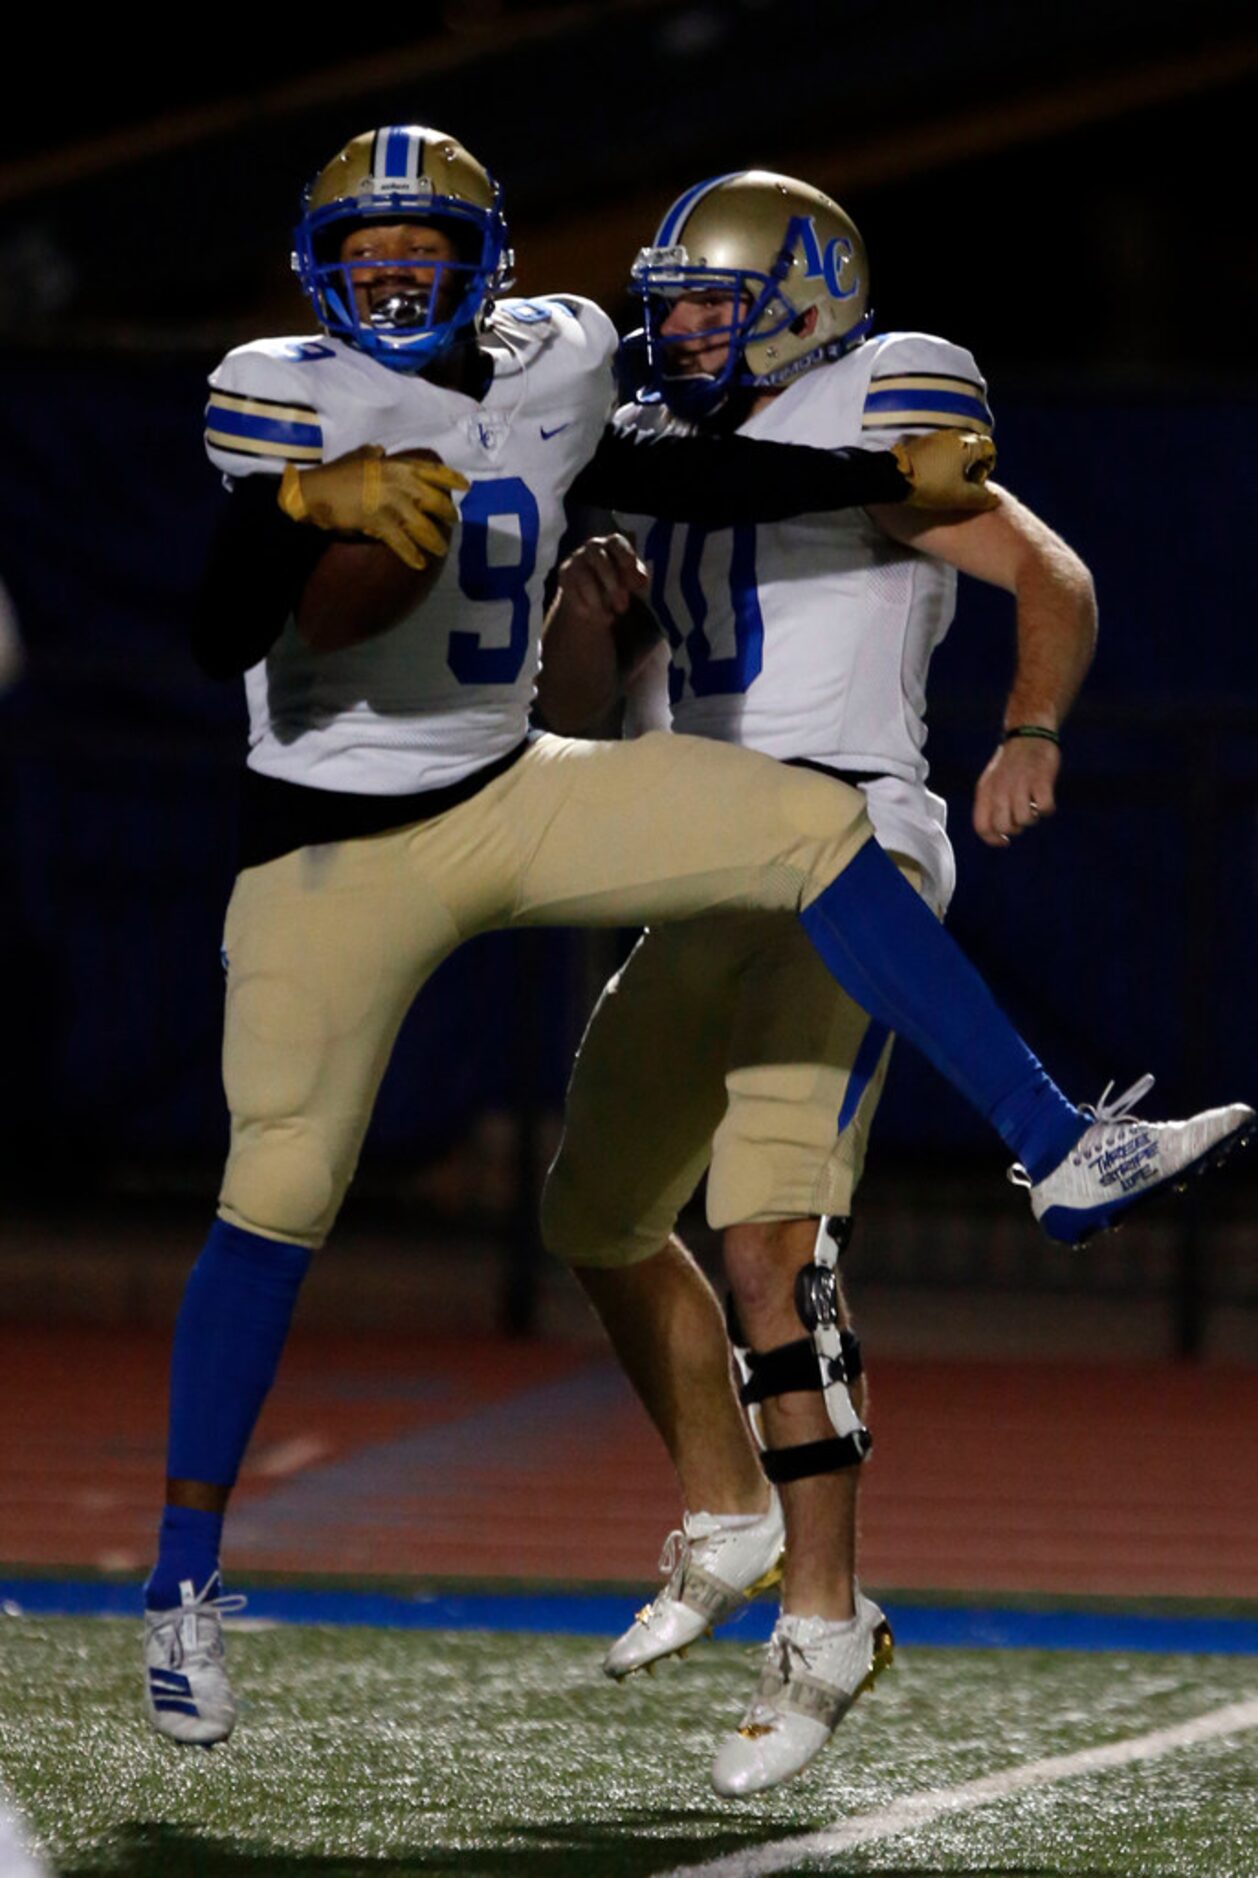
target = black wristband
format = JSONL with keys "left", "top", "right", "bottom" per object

{"left": 1003, "top": 725, "right": 1060, "bottom": 746}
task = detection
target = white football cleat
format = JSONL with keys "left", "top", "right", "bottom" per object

{"left": 143, "top": 1575, "right": 245, "bottom": 1746}
{"left": 1013, "top": 1076, "right": 1254, "bottom": 1247}
{"left": 603, "top": 1495, "right": 785, "bottom": 1680}
{"left": 0, "top": 1782, "right": 50, "bottom": 1878}
{"left": 711, "top": 1594, "right": 893, "bottom": 1798}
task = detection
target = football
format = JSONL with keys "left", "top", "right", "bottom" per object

{"left": 295, "top": 537, "right": 444, "bottom": 653}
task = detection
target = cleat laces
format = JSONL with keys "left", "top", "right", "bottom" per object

{"left": 1081, "top": 1073, "right": 1155, "bottom": 1125}
{"left": 738, "top": 1628, "right": 815, "bottom": 1736}
{"left": 636, "top": 1515, "right": 742, "bottom": 1625}
{"left": 630, "top": 1528, "right": 690, "bottom": 1627}
{"left": 1007, "top": 1073, "right": 1156, "bottom": 1191}
{"left": 652, "top": 1524, "right": 699, "bottom": 1605}
{"left": 149, "top": 1586, "right": 247, "bottom": 1670}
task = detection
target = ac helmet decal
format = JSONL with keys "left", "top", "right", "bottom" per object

{"left": 291, "top": 126, "right": 514, "bottom": 374}
{"left": 628, "top": 170, "right": 872, "bottom": 420}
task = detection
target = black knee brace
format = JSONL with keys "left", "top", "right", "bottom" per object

{"left": 727, "top": 1215, "right": 871, "bottom": 1482}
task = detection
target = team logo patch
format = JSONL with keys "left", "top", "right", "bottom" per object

{"left": 467, "top": 414, "right": 508, "bottom": 452}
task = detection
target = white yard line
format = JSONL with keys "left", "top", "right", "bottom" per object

{"left": 250, "top": 1434, "right": 332, "bottom": 1477}
{"left": 656, "top": 1695, "right": 1258, "bottom": 1878}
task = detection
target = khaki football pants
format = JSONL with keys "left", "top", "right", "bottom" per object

{"left": 218, "top": 731, "right": 873, "bottom": 1247}
{"left": 541, "top": 860, "right": 924, "bottom": 1266}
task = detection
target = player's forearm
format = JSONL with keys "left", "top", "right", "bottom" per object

{"left": 1002, "top": 542, "right": 1097, "bottom": 732}
{"left": 192, "top": 479, "right": 328, "bottom": 680}
{"left": 537, "top": 598, "right": 622, "bottom": 733}
{"left": 539, "top": 591, "right": 661, "bottom": 734}
{"left": 572, "top": 428, "right": 910, "bottom": 524}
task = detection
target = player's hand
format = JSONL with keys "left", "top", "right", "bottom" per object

{"left": 892, "top": 430, "right": 998, "bottom": 512}
{"left": 973, "top": 732, "right": 1060, "bottom": 847}
{"left": 554, "top": 534, "right": 649, "bottom": 632}
{"left": 278, "top": 444, "right": 470, "bottom": 571}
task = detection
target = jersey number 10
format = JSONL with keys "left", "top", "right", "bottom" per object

{"left": 642, "top": 520, "right": 766, "bottom": 700}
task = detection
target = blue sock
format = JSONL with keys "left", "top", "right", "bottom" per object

{"left": 147, "top": 1220, "right": 311, "bottom": 1605}
{"left": 145, "top": 1506, "right": 224, "bottom": 1610}
{"left": 800, "top": 842, "right": 1085, "bottom": 1179}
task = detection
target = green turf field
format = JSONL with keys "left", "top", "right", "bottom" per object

{"left": 1, "top": 1616, "right": 1255, "bottom": 1876}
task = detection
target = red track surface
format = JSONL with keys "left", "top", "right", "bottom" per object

{"left": 3, "top": 1325, "right": 1257, "bottom": 1599}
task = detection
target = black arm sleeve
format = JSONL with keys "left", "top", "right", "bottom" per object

{"left": 192, "top": 475, "right": 330, "bottom": 680}
{"left": 569, "top": 427, "right": 910, "bottom": 525}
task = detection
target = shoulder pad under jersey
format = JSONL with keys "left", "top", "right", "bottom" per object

{"left": 860, "top": 330, "right": 992, "bottom": 437}
{"left": 494, "top": 293, "right": 617, "bottom": 357}
{"left": 205, "top": 337, "right": 331, "bottom": 478}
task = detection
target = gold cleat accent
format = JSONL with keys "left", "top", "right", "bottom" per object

{"left": 737, "top": 1723, "right": 775, "bottom": 1740}
{"left": 746, "top": 1555, "right": 787, "bottom": 1598}
{"left": 855, "top": 1619, "right": 895, "bottom": 1699}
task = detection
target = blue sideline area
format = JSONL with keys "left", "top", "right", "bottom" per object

{"left": 4, "top": 1578, "right": 1257, "bottom": 1656}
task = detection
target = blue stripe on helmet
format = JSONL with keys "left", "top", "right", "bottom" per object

{"left": 654, "top": 172, "right": 743, "bottom": 248}
{"left": 864, "top": 386, "right": 992, "bottom": 423}
{"left": 383, "top": 126, "right": 413, "bottom": 180}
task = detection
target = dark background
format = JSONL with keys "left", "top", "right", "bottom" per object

{"left": 0, "top": 1, "right": 1254, "bottom": 1336}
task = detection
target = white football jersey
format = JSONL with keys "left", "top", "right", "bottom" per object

{"left": 615, "top": 331, "right": 994, "bottom": 912}
{"left": 205, "top": 297, "right": 617, "bottom": 793}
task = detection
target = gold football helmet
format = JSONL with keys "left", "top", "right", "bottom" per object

{"left": 292, "top": 126, "right": 512, "bottom": 372}
{"left": 630, "top": 169, "right": 871, "bottom": 418}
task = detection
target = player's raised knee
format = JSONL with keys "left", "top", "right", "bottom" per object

{"left": 541, "top": 1161, "right": 659, "bottom": 1269}
{"left": 219, "top": 1124, "right": 340, "bottom": 1248}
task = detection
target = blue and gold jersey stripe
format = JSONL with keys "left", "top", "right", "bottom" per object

{"left": 205, "top": 390, "right": 324, "bottom": 461}
{"left": 862, "top": 373, "right": 993, "bottom": 434}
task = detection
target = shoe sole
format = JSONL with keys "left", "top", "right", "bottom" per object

{"left": 605, "top": 1555, "right": 787, "bottom": 1681}
{"left": 1042, "top": 1116, "right": 1254, "bottom": 1248}
{"left": 147, "top": 1714, "right": 234, "bottom": 1749}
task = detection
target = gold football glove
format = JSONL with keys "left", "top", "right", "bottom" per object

{"left": 278, "top": 444, "right": 470, "bottom": 570}
{"left": 892, "top": 430, "right": 998, "bottom": 512}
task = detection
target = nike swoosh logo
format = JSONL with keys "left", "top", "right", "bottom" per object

{"left": 540, "top": 422, "right": 572, "bottom": 440}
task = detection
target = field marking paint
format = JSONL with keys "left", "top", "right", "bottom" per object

{"left": 656, "top": 1695, "right": 1258, "bottom": 1877}
{"left": 251, "top": 1435, "right": 333, "bottom": 1478}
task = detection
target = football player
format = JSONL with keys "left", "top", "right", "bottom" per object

{"left": 538, "top": 170, "right": 1253, "bottom": 1796}
{"left": 142, "top": 128, "right": 1250, "bottom": 1757}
